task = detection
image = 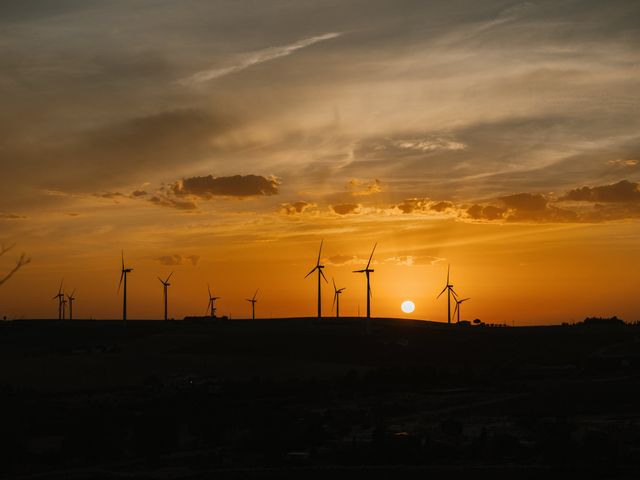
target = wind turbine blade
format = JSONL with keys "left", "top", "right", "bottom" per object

{"left": 332, "top": 292, "right": 337, "bottom": 310}
{"left": 58, "top": 279, "right": 64, "bottom": 294}
{"left": 304, "top": 266, "right": 318, "bottom": 278}
{"left": 320, "top": 269, "right": 328, "bottom": 283}
{"left": 461, "top": 297, "right": 470, "bottom": 303}
{"left": 253, "top": 289, "right": 259, "bottom": 300}
{"left": 208, "top": 284, "right": 212, "bottom": 298}
{"left": 246, "top": 298, "right": 252, "bottom": 302}
{"left": 166, "top": 271, "right": 174, "bottom": 283}
{"left": 436, "top": 285, "right": 447, "bottom": 298}
{"left": 451, "top": 288, "right": 458, "bottom": 298}
{"left": 353, "top": 269, "right": 365, "bottom": 273}
{"left": 332, "top": 277, "right": 337, "bottom": 291}
{"left": 453, "top": 303, "right": 459, "bottom": 316}
{"left": 158, "top": 276, "right": 164, "bottom": 284}
{"left": 366, "top": 243, "right": 377, "bottom": 269}
{"left": 317, "top": 239, "right": 323, "bottom": 266}
{"left": 118, "top": 271, "right": 124, "bottom": 293}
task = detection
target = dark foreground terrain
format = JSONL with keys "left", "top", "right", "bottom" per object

{"left": 1, "top": 317, "right": 640, "bottom": 479}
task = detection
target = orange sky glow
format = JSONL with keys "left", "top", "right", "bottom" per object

{"left": 1, "top": 1, "right": 639, "bottom": 324}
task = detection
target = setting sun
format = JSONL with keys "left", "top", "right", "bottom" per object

{"left": 401, "top": 300, "right": 415, "bottom": 314}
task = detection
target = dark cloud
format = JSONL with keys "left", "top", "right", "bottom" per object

{"left": 500, "top": 193, "right": 548, "bottom": 211}
{"left": 467, "top": 193, "right": 577, "bottom": 223}
{"left": 156, "top": 254, "right": 182, "bottom": 266}
{"left": 346, "top": 178, "right": 382, "bottom": 196}
{"left": 279, "top": 201, "right": 315, "bottom": 215}
{"left": 466, "top": 204, "right": 505, "bottom": 221}
{"left": 94, "top": 189, "right": 148, "bottom": 201}
{"left": 331, "top": 203, "right": 360, "bottom": 215}
{"left": 149, "top": 195, "right": 198, "bottom": 211}
{"left": 155, "top": 254, "right": 200, "bottom": 266}
{"left": 429, "top": 201, "right": 455, "bottom": 212}
{"left": 0, "top": 213, "right": 27, "bottom": 220}
{"left": 94, "top": 191, "right": 125, "bottom": 199}
{"left": 395, "top": 198, "right": 430, "bottom": 214}
{"left": 395, "top": 198, "right": 455, "bottom": 214}
{"left": 172, "top": 174, "right": 280, "bottom": 198}
{"left": 562, "top": 180, "right": 640, "bottom": 203}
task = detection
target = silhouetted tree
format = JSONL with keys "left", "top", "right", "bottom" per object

{"left": 0, "top": 243, "right": 30, "bottom": 287}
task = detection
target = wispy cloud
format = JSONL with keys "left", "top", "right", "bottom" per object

{"left": 178, "top": 32, "right": 342, "bottom": 85}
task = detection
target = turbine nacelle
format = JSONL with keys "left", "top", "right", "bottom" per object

{"left": 158, "top": 272, "right": 173, "bottom": 286}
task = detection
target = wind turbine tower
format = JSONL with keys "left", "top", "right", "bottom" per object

{"left": 67, "top": 289, "right": 76, "bottom": 321}
{"left": 246, "top": 289, "right": 258, "bottom": 320}
{"left": 207, "top": 284, "right": 220, "bottom": 318}
{"left": 454, "top": 297, "right": 470, "bottom": 323}
{"left": 305, "top": 240, "right": 328, "bottom": 320}
{"left": 332, "top": 277, "right": 346, "bottom": 319}
{"left": 118, "top": 251, "right": 133, "bottom": 322}
{"left": 353, "top": 243, "right": 377, "bottom": 331}
{"left": 437, "top": 264, "right": 457, "bottom": 324}
{"left": 158, "top": 272, "right": 173, "bottom": 321}
{"left": 52, "top": 280, "right": 64, "bottom": 320}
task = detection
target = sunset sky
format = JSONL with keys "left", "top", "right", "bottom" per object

{"left": 1, "top": 0, "right": 639, "bottom": 324}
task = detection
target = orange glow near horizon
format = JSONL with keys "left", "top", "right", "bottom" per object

{"left": 1, "top": 216, "right": 639, "bottom": 325}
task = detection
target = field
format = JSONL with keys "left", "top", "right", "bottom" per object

{"left": 1, "top": 317, "right": 640, "bottom": 478}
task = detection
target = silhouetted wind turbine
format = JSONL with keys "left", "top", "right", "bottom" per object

{"left": 353, "top": 243, "right": 377, "bottom": 329}
{"left": 52, "top": 280, "right": 64, "bottom": 320}
{"left": 332, "top": 277, "right": 346, "bottom": 319}
{"left": 158, "top": 272, "right": 173, "bottom": 321}
{"left": 246, "top": 289, "right": 258, "bottom": 320}
{"left": 453, "top": 297, "right": 470, "bottom": 323}
{"left": 305, "top": 240, "right": 328, "bottom": 320}
{"left": 206, "top": 284, "right": 220, "bottom": 318}
{"left": 118, "top": 251, "right": 133, "bottom": 322}
{"left": 67, "top": 289, "right": 76, "bottom": 320}
{"left": 437, "top": 264, "right": 457, "bottom": 324}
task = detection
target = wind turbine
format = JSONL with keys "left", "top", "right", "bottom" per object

{"left": 246, "top": 289, "right": 258, "bottom": 320}
{"left": 52, "top": 280, "right": 64, "bottom": 320}
{"left": 305, "top": 240, "right": 328, "bottom": 320}
{"left": 332, "top": 277, "right": 346, "bottom": 319}
{"left": 118, "top": 251, "right": 133, "bottom": 321}
{"left": 158, "top": 272, "right": 173, "bottom": 321}
{"left": 453, "top": 297, "right": 470, "bottom": 323}
{"left": 67, "top": 289, "right": 76, "bottom": 320}
{"left": 62, "top": 296, "right": 67, "bottom": 319}
{"left": 353, "top": 243, "right": 377, "bottom": 329}
{"left": 206, "top": 284, "right": 220, "bottom": 318}
{"left": 437, "top": 264, "right": 457, "bottom": 324}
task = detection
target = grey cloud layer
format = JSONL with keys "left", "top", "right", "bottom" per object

{"left": 1, "top": 0, "right": 639, "bottom": 217}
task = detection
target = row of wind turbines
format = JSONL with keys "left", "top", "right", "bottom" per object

{"left": 304, "top": 241, "right": 470, "bottom": 325}
{"left": 53, "top": 244, "right": 471, "bottom": 324}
